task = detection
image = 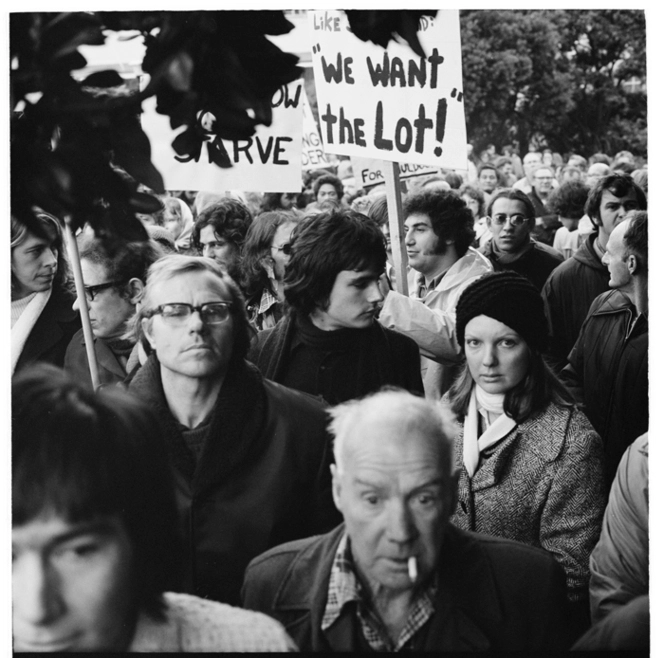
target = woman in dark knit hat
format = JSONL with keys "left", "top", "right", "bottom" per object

{"left": 444, "top": 271, "right": 606, "bottom": 638}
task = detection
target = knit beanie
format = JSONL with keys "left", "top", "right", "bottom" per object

{"left": 455, "top": 271, "right": 549, "bottom": 352}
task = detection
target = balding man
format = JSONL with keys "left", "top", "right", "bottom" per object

{"left": 242, "top": 390, "right": 572, "bottom": 652}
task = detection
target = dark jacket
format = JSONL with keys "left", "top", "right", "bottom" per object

{"left": 481, "top": 238, "right": 563, "bottom": 291}
{"left": 542, "top": 232, "right": 611, "bottom": 372}
{"left": 248, "top": 312, "right": 424, "bottom": 403}
{"left": 242, "top": 523, "right": 573, "bottom": 652}
{"left": 129, "top": 355, "right": 340, "bottom": 606}
{"left": 64, "top": 328, "right": 128, "bottom": 389}
{"left": 561, "top": 289, "right": 648, "bottom": 482}
{"left": 14, "top": 287, "right": 81, "bottom": 373}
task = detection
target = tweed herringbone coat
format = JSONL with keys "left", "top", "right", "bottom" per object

{"left": 450, "top": 402, "right": 606, "bottom": 603}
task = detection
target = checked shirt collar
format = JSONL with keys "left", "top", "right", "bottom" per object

{"left": 321, "top": 532, "right": 436, "bottom": 651}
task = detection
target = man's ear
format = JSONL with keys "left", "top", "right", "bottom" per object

{"left": 141, "top": 317, "right": 156, "bottom": 350}
{"left": 627, "top": 253, "right": 638, "bottom": 275}
{"left": 127, "top": 278, "right": 145, "bottom": 305}
{"left": 330, "top": 463, "right": 343, "bottom": 512}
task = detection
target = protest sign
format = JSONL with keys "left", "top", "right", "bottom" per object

{"left": 351, "top": 156, "right": 439, "bottom": 190}
{"left": 302, "top": 92, "right": 332, "bottom": 170}
{"left": 309, "top": 11, "right": 467, "bottom": 170}
{"left": 143, "top": 79, "right": 304, "bottom": 192}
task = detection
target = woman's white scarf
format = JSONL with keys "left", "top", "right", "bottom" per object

{"left": 463, "top": 385, "right": 517, "bottom": 477}
{"left": 11, "top": 289, "right": 51, "bottom": 374}
{"left": 174, "top": 199, "right": 194, "bottom": 251}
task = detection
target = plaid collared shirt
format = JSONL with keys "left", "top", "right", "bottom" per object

{"left": 321, "top": 533, "right": 436, "bottom": 652}
{"left": 415, "top": 271, "right": 445, "bottom": 301}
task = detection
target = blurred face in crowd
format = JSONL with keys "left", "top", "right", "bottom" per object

{"left": 13, "top": 514, "right": 136, "bottom": 652}
{"left": 533, "top": 167, "right": 554, "bottom": 197}
{"left": 597, "top": 188, "right": 638, "bottom": 238}
{"left": 404, "top": 213, "right": 446, "bottom": 278}
{"left": 266, "top": 222, "right": 297, "bottom": 283}
{"left": 498, "top": 161, "right": 513, "bottom": 177}
{"left": 602, "top": 219, "right": 633, "bottom": 290}
{"left": 464, "top": 315, "right": 530, "bottom": 395}
{"left": 317, "top": 184, "right": 339, "bottom": 204}
{"left": 279, "top": 193, "right": 297, "bottom": 210}
{"left": 331, "top": 405, "right": 455, "bottom": 594}
{"left": 478, "top": 168, "right": 499, "bottom": 195}
{"left": 199, "top": 225, "right": 240, "bottom": 276}
{"left": 310, "top": 268, "right": 384, "bottom": 331}
{"left": 523, "top": 153, "right": 543, "bottom": 180}
{"left": 164, "top": 207, "right": 183, "bottom": 242}
{"left": 586, "top": 163, "right": 610, "bottom": 188}
{"left": 73, "top": 260, "right": 136, "bottom": 340}
{"left": 489, "top": 198, "right": 533, "bottom": 254}
{"left": 143, "top": 270, "right": 235, "bottom": 381}
{"left": 462, "top": 194, "right": 481, "bottom": 220}
{"left": 12, "top": 227, "right": 58, "bottom": 300}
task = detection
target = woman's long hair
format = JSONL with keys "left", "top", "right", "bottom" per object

{"left": 448, "top": 347, "right": 575, "bottom": 424}
{"left": 11, "top": 211, "right": 73, "bottom": 297}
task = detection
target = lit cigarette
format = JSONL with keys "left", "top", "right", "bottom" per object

{"left": 408, "top": 556, "right": 418, "bottom": 583}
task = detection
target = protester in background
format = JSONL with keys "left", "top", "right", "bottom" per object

{"left": 562, "top": 212, "right": 648, "bottom": 482}
{"left": 513, "top": 151, "right": 543, "bottom": 194}
{"left": 192, "top": 198, "right": 252, "bottom": 283}
{"left": 64, "top": 235, "right": 162, "bottom": 387}
{"left": 480, "top": 189, "right": 563, "bottom": 291}
{"left": 192, "top": 191, "right": 225, "bottom": 218}
{"left": 12, "top": 364, "right": 296, "bottom": 652}
{"left": 11, "top": 211, "right": 80, "bottom": 374}
{"left": 260, "top": 192, "right": 298, "bottom": 213}
{"left": 548, "top": 180, "right": 590, "bottom": 259}
{"left": 311, "top": 173, "right": 344, "bottom": 209}
{"left": 379, "top": 188, "right": 493, "bottom": 399}
{"left": 529, "top": 165, "right": 561, "bottom": 246}
{"left": 495, "top": 156, "right": 518, "bottom": 187}
{"left": 163, "top": 196, "right": 195, "bottom": 253}
{"left": 541, "top": 172, "right": 646, "bottom": 372}
{"left": 129, "top": 255, "right": 338, "bottom": 605}
{"left": 631, "top": 168, "right": 648, "bottom": 198}
{"left": 242, "top": 211, "right": 300, "bottom": 331}
{"left": 477, "top": 163, "right": 502, "bottom": 206}
{"left": 243, "top": 389, "right": 573, "bottom": 652}
{"left": 446, "top": 271, "right": 605, "bottom": 636}
{"left": 585, "top": 162, "right": 611, "bottom": 188}
{"left": 249, "top": 209, "right": 423, "bottom": 404}
{"left": 365, "top": 193, "right": 397, "bottom": 286}
{"left": 459, "top": 184, "right": 489, "bottom": 248}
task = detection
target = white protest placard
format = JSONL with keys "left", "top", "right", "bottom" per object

{"left": 351, "top": 156, "right": 439, "bottom": 190}
{"left": 309, "top": 11, "right": 467, "bottom": 170}
{"left": 142, "top": 79, "right": 304, "bottom": 192}
{"left": 302, "top": 92, "right": 332, "bottom": 171}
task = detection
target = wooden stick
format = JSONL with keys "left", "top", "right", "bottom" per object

{"left": 384, "top": 161, "right": 409, "bottom": 296}
{"left": 64, "top": 219, "right": 101, "bottom": 391}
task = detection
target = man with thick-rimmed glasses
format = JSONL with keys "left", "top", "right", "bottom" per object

{"left": 128, "top": 255, "right": 339, "bottom": 607}
{"left": 64, "top": 234, "right": 162, "bottom": 388}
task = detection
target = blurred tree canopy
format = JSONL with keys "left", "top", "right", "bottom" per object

{"left": 461, "top": 9, "right": 646, "bottom": 158}
{"left": 10, "top": 10, "right": 433, "bottom": 239}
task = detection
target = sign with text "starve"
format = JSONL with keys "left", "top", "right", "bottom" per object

{"left": 309, "top": 11, "right": 467, "bottom": 170}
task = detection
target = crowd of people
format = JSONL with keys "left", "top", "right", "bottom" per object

{"left": 11, "top": 144, "right": 648, "bottom": 652}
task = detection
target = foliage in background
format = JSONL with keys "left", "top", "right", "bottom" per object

{"left": 460, "top": 9, "right": 647, "bottom": 157}
{"left": 10, "top": 10, "right": 433, "bottom": 240}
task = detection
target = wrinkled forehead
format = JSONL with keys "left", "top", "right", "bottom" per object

{"left": 148, "top": 268, "right": 231, "bottom": 304}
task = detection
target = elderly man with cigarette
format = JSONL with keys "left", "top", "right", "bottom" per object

{"left": 242, "top": 389, "right": 572, "bottom": 652}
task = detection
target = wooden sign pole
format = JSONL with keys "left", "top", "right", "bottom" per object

{"left": 384, "top": 161, "right": 409, "bottom": 296}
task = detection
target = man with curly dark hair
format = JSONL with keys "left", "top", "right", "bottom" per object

{"left": 378, "top": 188, "right": 492, "bottom": 399}
{"left": 192, "top": 198, "right": 252, "bottom": 283}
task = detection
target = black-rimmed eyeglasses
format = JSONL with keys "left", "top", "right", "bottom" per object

{"left": 271, "top": 243, "right": 292, "bottom": 255}
{"left": 83, "top": 280, "right": 125, "bottom": 301}
{"left": 145, "top": 302, "right": 233, "bottom": 326}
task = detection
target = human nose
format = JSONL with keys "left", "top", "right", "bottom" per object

{"left": 202, "top": 244, "right": 214, "bottom": 259}
{"left": 482, "top": 344, "right": 497, "bottom": 367}
{"left": 13, "top": 553, "right": 64, "bottom": 626}
{"left": 186, "top": 307, "right": 207, "bottom": 332}
{"left": 367, "top": 280, "right": 384, "bottom": 304}
{"left": 405, "top": 228, "right": 415, "bottom": 245}
{"left": 386, "top": 500, "right": 417, "bottom": 544}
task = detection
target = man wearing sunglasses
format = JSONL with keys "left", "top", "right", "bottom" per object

{"left": 480, "top": 189, "right": 563, "bottom": 291}
{"left": 128, "top": 255, "right": 339, "bottom": 607}
{"left": 64, "top": 234, "right": 162, "bottom": 388}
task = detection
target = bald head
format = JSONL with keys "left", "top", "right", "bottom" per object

{"left": 328, "top": 390, "right": 457, "bottom": 477}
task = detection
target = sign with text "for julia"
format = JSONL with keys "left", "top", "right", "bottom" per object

{"left": 309, "top": 11, "right": 467, "bottom": 170}
{"left": 143, "top": 79, "right": 304, "bottom": 192}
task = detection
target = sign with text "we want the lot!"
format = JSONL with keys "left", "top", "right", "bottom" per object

{"left": 309, "top": 10, "right": 467, "bottom": 170}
